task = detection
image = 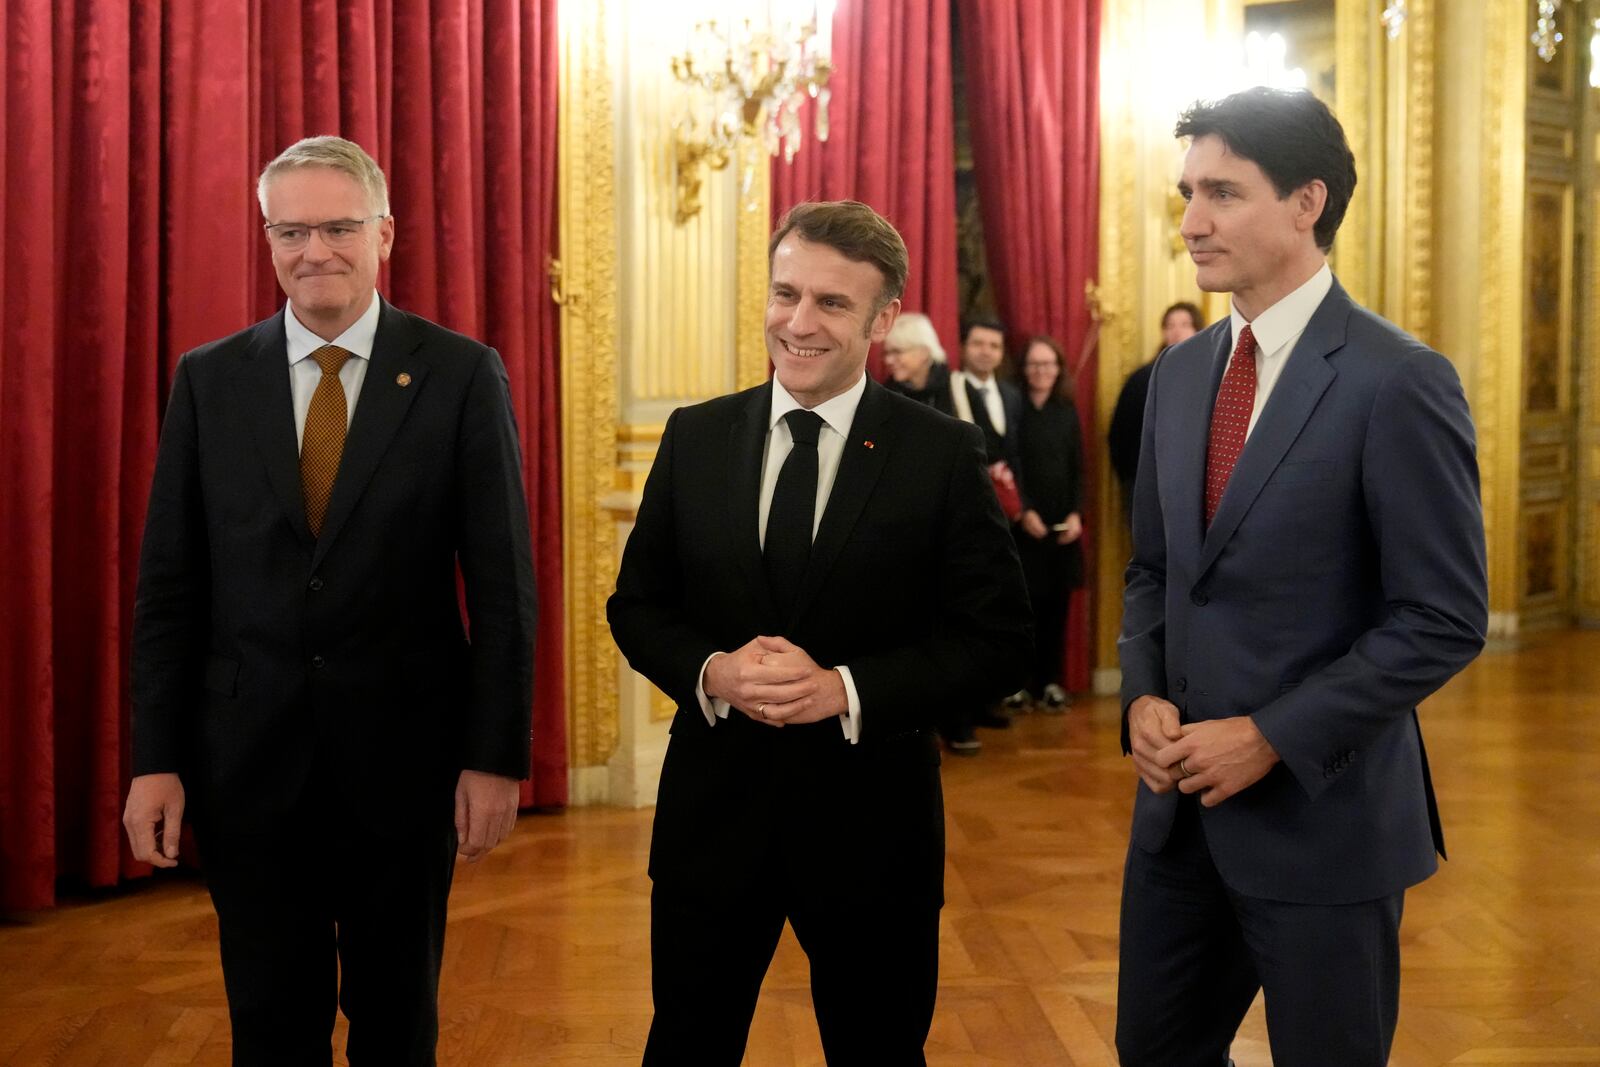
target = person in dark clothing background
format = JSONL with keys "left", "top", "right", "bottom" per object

{"left": 883, "top": 312, "right": 955, "bottom": 416}
{"left": 1107, "top": 302, "right": 1204, "bottom": 525}
{"left": 1013, "top": 336, "right": 1085, "bottom": 712}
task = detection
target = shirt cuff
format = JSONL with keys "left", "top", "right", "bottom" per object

{"left": 836, "top": 665, "right": 862, "bottom": 744}
{"left": 695, "top": 652, "right": 732, "bottom": 727}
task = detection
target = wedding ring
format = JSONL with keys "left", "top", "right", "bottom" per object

{"left": 1179, "top": 757, "right": 1193, "bottom": 778}
{"left": 758, "top": 703, "right": 768, "bottom": 719}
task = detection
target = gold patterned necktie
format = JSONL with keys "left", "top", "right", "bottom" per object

{"left": 301, "top": 344, "right": 352, "bottom": 536}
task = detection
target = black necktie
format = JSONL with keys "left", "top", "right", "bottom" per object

{"left": 764, "top": 409, "right": 824, "bottom": 618}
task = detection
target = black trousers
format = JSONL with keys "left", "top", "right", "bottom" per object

{"left": 1115, "top": 798, "right": 1403, "bottom": 1067}
{"left": 196, "top": 767, "right": 458, "bottom": 1067}
{"left": 643, "top": 880, "right": 940, "bottom": 1066}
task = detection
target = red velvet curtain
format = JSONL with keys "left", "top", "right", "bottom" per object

{"left": 771, "top": 0, "right": 959, "bottom": 380}
{"left": 956, "top": 0, "right": 1100, "bottom": 693}
{"left": 0, "top": 0, "right": 565, "bottom": 912}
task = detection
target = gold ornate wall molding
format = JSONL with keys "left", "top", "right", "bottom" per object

{"left": 1385, "top": 0, "right": 1434, "bottom": 341}
{"left": 1333, "top": 0, "right": 1382, "bottom": 310}
{"left": 559, "top": 0, "right": 622, "bottom": 769}
{"left": 736, "top": 138, "right": 772, "bottom": 391}
{"left": 561, "top": 0, "right": 776, "bottom": 798}
{"left": 1092, "top": 0, "right": 1215, "bottom": 686}
{"left": 1474, "top": 0, "right": 1529, "bottom": 637}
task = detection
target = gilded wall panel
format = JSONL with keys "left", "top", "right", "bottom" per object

{"left": 1472, "top": 0, "right": 1529, "bottom": 631}
{"left": 1523, "top": 181, "right": 1572, "bottom": 416}
{"left": 559, "top": 0, "right": 622, "bottom": 768}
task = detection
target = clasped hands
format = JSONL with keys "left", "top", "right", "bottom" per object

{"left": 704, "top": 635, "right": 848, "bottom": 727}
{"left": 1126, "top": 695, "right": 1280, "bottom": 807}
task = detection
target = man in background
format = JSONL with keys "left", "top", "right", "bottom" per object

{"left": 1117, "top": 88, "right": 1487, "bottom": 1065}
{"left": 123, "top": 136, "right": 537, "bottom": 1066}
{"left": 1108, "top": 301, "right": 1204, "bottom": 526}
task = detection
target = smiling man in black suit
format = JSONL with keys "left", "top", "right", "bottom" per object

{"left": 122, "top": 136, "right": 536, "bottom": 1066}
{"left": 609, "top": 200, "right": 1030, "bottom": 1065}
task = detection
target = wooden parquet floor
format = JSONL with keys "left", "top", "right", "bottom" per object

{"left": 3, "top": 631, "right": 1599, "bottom": 1065}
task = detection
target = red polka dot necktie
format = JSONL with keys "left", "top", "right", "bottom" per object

{"left": 301, "top": 344, "right": 351, "bottom": 537}
{"left": 1204, "top": 324, "right": 1258, "bottom": 527}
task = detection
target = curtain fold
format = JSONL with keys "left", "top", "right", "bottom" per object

{"left": 771, "top": 0, "right": 959, "bottom": 379}
{"left": 0, "top": 0, "right": 565, "bottom": 912}
{"left": 956, "top": 0, "right": 1100, "bottom": 693}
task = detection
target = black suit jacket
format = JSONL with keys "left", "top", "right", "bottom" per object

{"left": 607, "top": 379, "right": 1030, "bottom": 907}
{"left": 963, "top": 376, "right": 1024, "bottom": 470}
{"left": 131, "top": 299, "right": 537, "bottom": 836}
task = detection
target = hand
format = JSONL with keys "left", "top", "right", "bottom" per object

{"left": 123, "top": 773, "right": 185, "bottom": 868}
{"left": 454, "top": 769, "right": 520, "bottom": 862}
{"left": 703, "top": 635, "right": 815, "bottom": 727}
{"left": 1156, "top": 717, "right": 1280, "bottom": 808}
{"left": 748, "top": 635, "right": 849, "bottom": 726}
{"left": 1127, "top": 696, "right": 1184, "bottom": 794}
{"left": 1056, "top": 512, "right": 1083, "bottom": 544}
{"left": 1020, "top": 509, "right": 1049, "bottom": 539}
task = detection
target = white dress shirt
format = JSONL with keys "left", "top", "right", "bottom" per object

{"left": 966, "top": 372, "right": 1007, "bottom": 435}
{"left": 695, "top": 374, "right": 868, "bottom": 744}
{"left": 1228, "top": 263, "right": 1333, "bottom": 440}
{"left": 285, "top": 294, "right": 381, "bottom": 449}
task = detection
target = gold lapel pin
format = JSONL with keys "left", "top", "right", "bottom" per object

{"left": 396, "top": 372, "right": 412, "bottom": 387}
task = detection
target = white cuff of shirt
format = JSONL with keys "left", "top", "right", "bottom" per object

{"left": 696, "top": 652, "right": 731, "bottom": 726}
{"left": 694, "top": 652, "right": 862, "bottom": 743}
{"left": 836, "top": 665, "right": 862, "bottom": 744}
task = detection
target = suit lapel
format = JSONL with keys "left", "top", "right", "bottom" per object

{"left": 727, "top": 383, "right": 780, "bottom": 627}
{"left": 312, "top": 299, "right": 428, "bottom": 570}
{"left": 1197, "top": 287, "right": 1346, "bottom": 579}
{"left": 236, "top": 311, "right": 315, "bottom": 547}
{"left": 786, "top": 380, "right": 893, "bottom": 630}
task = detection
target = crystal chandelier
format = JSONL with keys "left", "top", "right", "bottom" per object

{"left": 1380, "top": 1, "right": 1407, "bottom": 40}
{"left": 1533, "top": 0, "right": 1565, "bottom": 63}
{"left": 670, "top": 6, "right": 834, "bottom": 224}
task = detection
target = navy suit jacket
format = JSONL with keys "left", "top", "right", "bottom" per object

{"left": 131, "top": 300, "right": 537, "bottom": 836}
{"left": 1119, "top": 278, "right": 1487, "bottom": 905}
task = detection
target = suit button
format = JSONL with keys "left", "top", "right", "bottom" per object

{"left": 1175, "top": 678, "right": 1188, "bottom": 693}
{"left": 1190, "top": 590, "right": 1208, "bottom": 606}
{"left": 311, "top": 655, "right": 326, "bottom": 669}
{"left": 308, "top": 576, "right": 324, "bottom": 591}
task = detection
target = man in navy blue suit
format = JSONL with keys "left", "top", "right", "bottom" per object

{"left": 1116, "top": 88, "right": 1487, "bottom": 1065}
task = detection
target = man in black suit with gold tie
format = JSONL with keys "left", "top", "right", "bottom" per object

{"left": 609, "top": 200, "right": 1031, "bottom": 1065}
{"left": 122, "top": 136, "right": 537, "bottom": 1066}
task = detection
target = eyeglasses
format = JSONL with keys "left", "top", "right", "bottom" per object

{"left": 263, "top": 216, "right": 386, "bottom": 250}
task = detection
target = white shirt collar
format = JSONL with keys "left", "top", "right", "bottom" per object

{"left": 1230, "top": 262, "right": 1333, "bottom": 355}
{"left": 769, "top": 373, "right": 868, "bottom": 439}
{"left": 285, "top": 292, "right": 382, "bottom": 366}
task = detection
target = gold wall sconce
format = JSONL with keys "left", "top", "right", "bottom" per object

{"left": 670, "top": 6, "right": 834, "bottom": 225}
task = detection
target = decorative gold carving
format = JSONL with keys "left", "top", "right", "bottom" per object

{"left": 736, "top": 137, "right": 772, "bottom": 391}
{"left": 1334, "top": 0, "right": 1380, "bottom": 311}
{"left": 1521, "top": 501, "right": 1566, "bottom": 603}
{"left": 1091, "top": 0, "right": 1146, "bottom": 678}
{"left": 1392, "top": 0, "right": 1434, "bottom": 341}
{"left": 559, "top": 0, "right": 622, "bottom": 768}
{"left": 1524, "top": 181, "right": 1572, "bottom": 415}
{"left": 1529, "top": 121, "right": 1576, "bottom": 160}
{"left": 1475, "top": 0, "right": 1529, "bottom": 630}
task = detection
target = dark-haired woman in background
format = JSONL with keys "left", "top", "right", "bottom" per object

{"left": 1013, "top": 336, "right": 1085, "bottom": 712}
